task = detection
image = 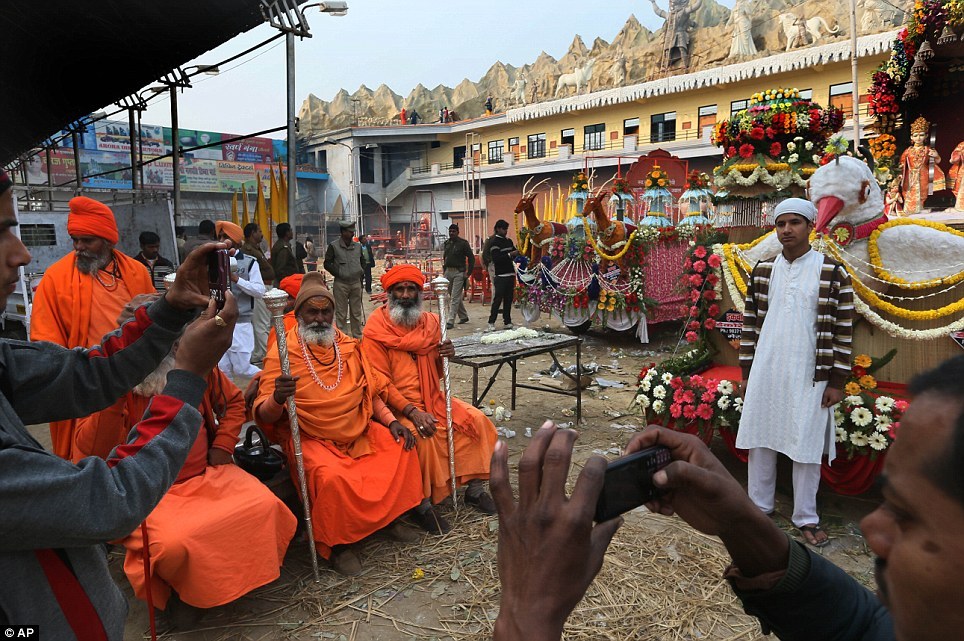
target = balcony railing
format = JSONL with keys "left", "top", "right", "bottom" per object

{"left": 409, "top": 108, "right": 879, "bottom": 175}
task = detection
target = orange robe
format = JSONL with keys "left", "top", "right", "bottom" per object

{"left": 362, "top": 306, "right": 497, "bottom": 504}
{"left": 30, "top": 251, "right": 154, "bottom": 459}
{"left": 255, "top": 327, "right": 423, "bottom": 559}
{"left": 74, "top": 369, "right": 297, "bottom": 609}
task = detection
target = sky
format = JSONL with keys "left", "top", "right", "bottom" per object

{"left": 133, "top": 0, "right": 734, "bottom": 138}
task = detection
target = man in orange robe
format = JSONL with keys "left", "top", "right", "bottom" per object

{"left": 30, "top": 196, "right": 155, "bottom": 458}
{"left": 255, "top": 272, "right": 425, "bottom": 575}
{"left": 363, "top": 264, "right": 498, "bottom": 525}
{"left": 73, "top": 337, "right": 297, "bottom": 619}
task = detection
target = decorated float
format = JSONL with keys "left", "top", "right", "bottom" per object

{"left": 643, "top": 78, "right": 964, "bottom": 488}
{"left": 514, "top": 151, "right": 716, "bottom": 341}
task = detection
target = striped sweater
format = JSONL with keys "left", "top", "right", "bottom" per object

{"left": 739, "top": 253, "right": 854, "bottom": 390}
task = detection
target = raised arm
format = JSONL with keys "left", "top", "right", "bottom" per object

{"left": 0, "top": 292, "right": 237, "bottom": 549}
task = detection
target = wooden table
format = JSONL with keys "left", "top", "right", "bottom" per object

{"left": 449, "top": 332, "right": 583, "bottom": 423}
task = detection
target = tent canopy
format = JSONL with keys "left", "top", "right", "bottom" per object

{"left": 1, "top": 0, "right": 302, "bottom": 165}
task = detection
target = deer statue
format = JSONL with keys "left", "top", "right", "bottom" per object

{"left": 585, "top": 191, "right": 637, "bottom": 276}
{"left": 515, "top": 178, "right": 567, "bottom": 266}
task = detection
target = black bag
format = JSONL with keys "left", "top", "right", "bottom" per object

{"left": 234, "top": 425, "right": 285, "bottom": 481}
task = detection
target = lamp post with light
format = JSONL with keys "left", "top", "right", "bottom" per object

{"left": 261, "top": 0, "right": 347, "bottom": 237}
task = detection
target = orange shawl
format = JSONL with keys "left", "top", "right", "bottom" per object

{"left": 363, "top": 306, "right": 475, "bottom": 437}
{"left": 256, "top": 326, "right": 390, "bottom": 458}
{"left": 31, "top": 250, "right": 154, "bottom": 348}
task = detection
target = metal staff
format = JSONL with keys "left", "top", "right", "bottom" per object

{"left": 430, "top": 276, "right": 458, "bottom": 510}
{"left": 263, "top": 288, "right": 321, "bottom": 581}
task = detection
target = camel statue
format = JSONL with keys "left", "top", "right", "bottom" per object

{"left": 585, "top": 192, "right": 637, "bottom": 276}
{"left": 515, "top": 179, "right": 567, "bottom": 266}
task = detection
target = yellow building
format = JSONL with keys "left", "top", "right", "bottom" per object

{"left": 302, "top": 31, "right": 894, "bottom": 249}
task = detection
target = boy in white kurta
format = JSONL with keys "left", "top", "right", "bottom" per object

{"left": 736, "top": 198, "right": 853, "bottom": 547}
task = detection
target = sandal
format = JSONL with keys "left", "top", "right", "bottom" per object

{"left": 799, "top": 524, "right": 830, "bottom": 548}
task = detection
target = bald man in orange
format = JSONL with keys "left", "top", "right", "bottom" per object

{"left": 255, "top": 272, "right": 425, "bottom": 576}
{"left": 30, "top": 196, "right": 155, "bottom": 458}
{"left": 362, "top": 265, "right": 498, "bottom": 527}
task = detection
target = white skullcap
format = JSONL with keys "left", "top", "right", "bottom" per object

{"left": 773, "top": 198, "right": 817, "bottom": 223}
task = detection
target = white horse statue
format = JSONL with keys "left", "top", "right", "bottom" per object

{"left": 778, "top": 13, "right": 839, "bottom": 50}
{"left": 555, "top": 58, "right": 595, "bottom": 97}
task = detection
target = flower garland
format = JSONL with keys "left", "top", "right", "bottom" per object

{"left": 867, "top": 219, "right": 964, "bottom": 289}
{"left": 481, "top": 326, "right": 540, "bottom": 344}
{"left": 824, "top": 242, "right": 964, "bottom": 321}
{"left": 851, "top": 289, "right": 964, "bottom": 340}
{"left": 582, "top": 218, "right": 639, "bottom": 262}
{"left": 679, "top": 230, "right": 726, "bottom": 344}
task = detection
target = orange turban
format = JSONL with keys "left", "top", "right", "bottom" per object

{"left": 215, "top": 220, "right": 244, "bottom": 245}
{"left": 279, "top": 273, "right": 304, "bottom": 299}
{"left": 380, "top": 264, "right": 425, "bottom": 291}
{"left": 67, "top": 197, "right": 118, "bottom": 244}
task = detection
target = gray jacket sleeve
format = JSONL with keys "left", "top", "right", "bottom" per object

{"left": 8, "top": 295, "right": 195, "bottom": 425}
{"left": 0, "top": 370, "right": 205, "bottom": 549}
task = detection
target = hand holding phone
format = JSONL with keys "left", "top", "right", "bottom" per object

{"left": 594, "top": 445, "right": 671, "bottom": 522}
{"left": 207, "top": 249, "right": 229, "bottom": 312}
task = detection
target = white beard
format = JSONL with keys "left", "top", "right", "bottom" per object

{"left": 387, "top": 294, "right": 422, "bottom": 328}
{"left": 298, "top": 319, "right": 335, "bottom": 347}
{"left": 133, "top": 354, "right": 176, "bottom": 398}
{"left": 76, "top": 248, "right": 113, "bottom": 275}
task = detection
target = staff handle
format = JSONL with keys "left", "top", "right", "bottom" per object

{"left": 263, "top": 289, "right": 321, "bottom": 582}
{"left": 430, "top": 277, "right": 458, "bottom": 510}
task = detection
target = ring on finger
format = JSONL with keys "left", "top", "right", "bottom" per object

{"left": 214, "top": 314, "right": 227, "bottom": 327}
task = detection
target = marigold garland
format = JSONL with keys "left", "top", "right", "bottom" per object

{"left": 868, "top": 219, "right": 964, "bottom": 289}
{"left": 581, "top": 217, "right": 638, "bottom": 262}
{"left": 824, "top": 242, "right": 964, "bottom": 321}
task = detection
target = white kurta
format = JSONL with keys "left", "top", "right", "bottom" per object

{"left": 736, "top": 250, "right": 835, "bottom": 464}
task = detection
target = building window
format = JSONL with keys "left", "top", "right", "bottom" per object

{"left": 730, "top": 99, "right": 749, "bottom": 116}
{"left": 561, "top": 128, "right": 575, "bottom": 149}
{"left": 359, "top": 148, "right": 375, "bottom": 183}
{"left": 487, "top": 140, "right": 504, "bottom": 163}
{"left": 624, "top": 117, "right": 640, "bottom": 136}
{"left": 650, "top": 112, "right": 676, "bottom": 143}
{"left": 508, "top": 137, "right": 520, "bottom": 153}
{"left": 19, "top": 224, "right": 57, "bottom": 247}
{"left": 584, "top": 123, "right": 606, "bottom": 151}
{"left": 527, "top": 133, "right": 546, "bottom": 159}
{"left": 799, "top": 88, "right": 813, "bottom": 100}
{"left": 697, "top": 105, "right": 717, "bottom": 136}
{"left": 453, "top": 145, "right": 466, "bottom": 169}
{"left": 830, "top": 82, "right": 854, "bottom": 116}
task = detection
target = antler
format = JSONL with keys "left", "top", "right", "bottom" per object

{"left": 594, "top": 174, "right": 617, "bottom": 195}
{"left": 524, "top": 177, "right": 551, "bottom": 198}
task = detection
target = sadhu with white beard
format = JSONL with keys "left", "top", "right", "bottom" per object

{"left": 72, "top": 295, "right": 297, "bottom": 619}
{"left": 255, "top": 271, "right": 425, "bottom": 576}
{"left": 362, "top": 265, "right": 498, "bottom": 532}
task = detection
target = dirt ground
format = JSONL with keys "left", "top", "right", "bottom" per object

{"left": 29, "top": 295, "right": 883, "bottom": 641}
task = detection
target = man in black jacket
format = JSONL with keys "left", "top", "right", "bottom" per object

{"left": 490, "top": 356, "right": 964, "bottom": 641}
{"left": 481, "top": 219, "right": 518, "bottom": 331}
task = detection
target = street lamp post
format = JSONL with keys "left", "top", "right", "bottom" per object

{"left": 262, "top": 0, "right": 347, "bottom": 238}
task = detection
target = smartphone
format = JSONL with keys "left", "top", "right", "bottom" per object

{"left": 207, "top": 249, "right": 230, "bottom": 311}
{"left": 594, "top": 445, "right": 672, "bottom": 522}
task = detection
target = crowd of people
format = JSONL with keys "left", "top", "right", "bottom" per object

{"left": 1, "top": 170, "right": 961, "bottom": 641}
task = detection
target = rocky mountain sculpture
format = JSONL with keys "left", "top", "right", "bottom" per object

{"left": 298, "top": 0, "right": 912, "bottom": 135}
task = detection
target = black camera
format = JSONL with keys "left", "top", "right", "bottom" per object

{"left": 594, "top": 445, "right": 672, "bottom": 523}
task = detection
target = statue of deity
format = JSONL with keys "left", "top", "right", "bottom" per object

{"left": 899, "top": 117, "right": 945, "bottom": 215}
{"left": 949, "top": 141, "right": 964, "bottom": 211}
{"left": 650, "top": 0, "right": 703, "bottom": 69}
{"left": 727, "top": 0, "right": 757, "bottom": 59}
